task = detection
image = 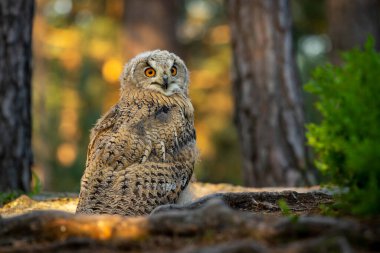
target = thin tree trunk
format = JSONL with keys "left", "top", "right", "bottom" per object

{"left": 0, "top": 1, "right": 34, "bottom": 191}
{"left": 123, "top": 0, "right": 183, "bottom": 57}
{"left": 327, "top": 0, "right": 380, "bottom": 64}
{"left": 227, "top": 0, "right": 310, "bottom": 187}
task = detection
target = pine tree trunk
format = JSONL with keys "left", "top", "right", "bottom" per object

{"left": 123, "top": 0, "right": 182, "bottom": 57}
{"left": 327, "top": 0, "right": 380, "bottom": 64}
{"left": 227, "top": 0, "right": 309, "bottom": 187}
{"left": 0, "top": 1, "right": 34, "bottom": 192}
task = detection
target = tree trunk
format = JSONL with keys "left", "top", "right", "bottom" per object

{"left": 227, "top": 0, "right": 310, "bottom": 187}
{"left": 0, "top": 1, "right": 34, "bottom": 192}
{"left": 123, "top": 0, "right": 183, "bottom": 58}
{"left": 327, "top": 0, "right": 380, "bottom": 63}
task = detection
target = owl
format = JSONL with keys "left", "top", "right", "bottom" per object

{"left": 76, "top": 50, "right": 197, "bottom": 216}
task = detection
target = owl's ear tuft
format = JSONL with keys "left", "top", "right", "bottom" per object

{"left": 171, "top": 53, "right": 190, "bottom": 94}
{"left": 120, "top": 62, "right": 134, "bottom": 89}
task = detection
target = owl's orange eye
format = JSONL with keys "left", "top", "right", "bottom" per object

{"left": 144, "top": 67, "right": 156, "bottom": 77}
{"left": 170, "top": 66, "right": 177, "bottom": 76}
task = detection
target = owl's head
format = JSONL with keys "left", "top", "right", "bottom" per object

{"left": 121, "top": 50, "right": 189, "bottom": 96}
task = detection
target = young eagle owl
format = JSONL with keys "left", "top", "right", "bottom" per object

{"left": 76, "top": 50, "right": 197, "bottom": 216}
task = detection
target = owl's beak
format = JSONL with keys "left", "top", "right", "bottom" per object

{"left": 163, "top": 75, "right": 169, "bottom": 89}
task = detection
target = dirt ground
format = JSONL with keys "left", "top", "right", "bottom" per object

{"left": 0, "top": 182, "right": 379, "bottom": 252}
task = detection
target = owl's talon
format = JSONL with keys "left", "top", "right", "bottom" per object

{"left": 150, "top": 203, "right": 182, "bottom": 215}
{"left": 141, "top": 155, "right": 147, "bottom": 163}
{"left": 159, "top": 141, "right": 166, "bottom": 161}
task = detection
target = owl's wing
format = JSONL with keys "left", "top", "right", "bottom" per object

{"left": 77, "top": 101, "right": 160, "bottom": 213}
{"left": 85, "top": 100, "right": 157, "bottom": 173}
{"left": 77, "top": 104, "right": 121, "bottom": 202}
{"left": 87, "top": 104, "right": 121, "bottom": 151}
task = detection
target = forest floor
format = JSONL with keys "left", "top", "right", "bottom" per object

{"left": 0, "top": 182, "right": 379, "bottom": 252}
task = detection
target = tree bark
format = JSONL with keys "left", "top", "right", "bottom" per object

{"left": 327, "top": 0, "right": 380, "bottom": 64}
{"left": 227, "top": 0, "right": 309, "bottom": 187}
{"left": 0, "top": 1, "right": 34, "bottom": 191}
{"left": 123, "top": 0, "right": 183, "bottom": 58}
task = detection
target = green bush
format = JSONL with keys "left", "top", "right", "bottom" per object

{"left": 305, "top": 38, "right": 380, "bottom": 216}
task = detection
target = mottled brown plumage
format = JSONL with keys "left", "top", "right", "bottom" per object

{"left": 76, "top": 50, "right": 197, "bottom": 216}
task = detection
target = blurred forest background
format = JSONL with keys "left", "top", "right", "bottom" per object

{"left": 32, "top": 0, "right": 330, "bottom": 191}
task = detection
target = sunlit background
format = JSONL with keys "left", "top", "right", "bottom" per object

{"left": 32, "top": 0, "right": 330, "bottom": 191}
